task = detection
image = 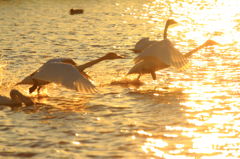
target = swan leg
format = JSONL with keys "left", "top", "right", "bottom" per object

{"left": 150, "top": 71, "right": 156, "bottom": 80}
{"left": 37, "top": 86, "right": 42, "bottom": 95}
{"left": 29, "top": 84, "right": 38, "bottom": 94}
{"left": 136, "top": 74, "right": 141, "bottom": 81}
{"left": 29, "top": 79, "right": 39, "bottom": 94}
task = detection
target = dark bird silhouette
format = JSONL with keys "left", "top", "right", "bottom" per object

{"left": 70, "top": 9, "right": 84, "bottom": 15}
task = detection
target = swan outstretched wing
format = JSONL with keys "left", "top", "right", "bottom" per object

{"left": 169, "top": 47, "right": 189, "bottom": 70}
{"left": 32, "top": 62, "right": 96, "bottom": 93}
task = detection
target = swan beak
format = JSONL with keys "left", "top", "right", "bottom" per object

{"left": 129, "top": 49, "right": 141, "bottom": 53}
{"left": 206, "top": 40, "right": 220, "bottom": 46}
{"left": 15, "top": 82, "right": 21, "bottom": 86}
{"left": 172, "top": 20, "right": 178, "bottom": 25}
{"left": 117, "top": 55, "right": 125, "bottom": 59}
{"left": 210, "top": 40, "right": 219, "bottom": 45}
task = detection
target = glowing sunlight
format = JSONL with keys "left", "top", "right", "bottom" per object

{"left": 137, "top": 0, "right": 240, "bottom": 158}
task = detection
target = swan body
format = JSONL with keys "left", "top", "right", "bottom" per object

{"left": 128, "top": 57, "right": 169, "bottom": 80}
{"left": 0, "top": 89, "right": 34, "bottom": 107}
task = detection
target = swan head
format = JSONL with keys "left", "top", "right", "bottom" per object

{"left": 204, "top": 40, "right": 219, "bottom": 46}
{"left": 10, "top": 89, "right": 34, "bottom": 106}
{"left": 103, "top": 52, "right": 124, "bottom": 60}
{"left": 166, "top": 19, "right": 178, "bottom": 27}
{"left": 164, "top": 19, "right": 177, "bottom": 39}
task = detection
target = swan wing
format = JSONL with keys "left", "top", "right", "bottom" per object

{"left": 32, "top": 62, "right": 96, "bottom": 93}
{"left": 134, "top": 40, "right": 172, "bottom": 65}
{"left": 17, "top": 58, "right": 77, "bottom": 85}
{"left": 46, "top": 58, "right": 77, "bottom": 66}
{"left": 169, "top": 47, "right": 189, "bottom": 70}
{"left": 134, "top": 38, "right": 153, "bottom": 52}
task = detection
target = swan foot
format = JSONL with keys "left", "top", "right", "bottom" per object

{"left": 29, "top": 84, "right": 38, "bottom": 94}
{"left": 136, "top": 74, "right": 141, "bottom": 81}
{"left": 37, "top": 86, "right": 42, "bottom": 95}
{"left": 29, "top": 79, "right": 40, "bottom": 94}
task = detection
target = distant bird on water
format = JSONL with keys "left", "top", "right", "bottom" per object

{"left": 127, "top": 19, "right": 218, "bottom": 80}
{"left": 0, "top": 89, "right": 34, "bottom": 107}
{"left": 17, "top": 53, "right": 123, "bottom": 94}
{"left": 130, "top": 19, "right": 177, "bottom": 53}
{"left": 70, "top": 8, "right": 84, "bottom": 15}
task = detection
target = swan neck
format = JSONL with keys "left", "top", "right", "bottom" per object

{"left": 77, "top": 56, "right": 105, "bottom": 71}
{"left": 163, "top": 23, "right": 169, "bottom": 40}
{"left": 10, "top": 89, "right": 33, "bottom": 106}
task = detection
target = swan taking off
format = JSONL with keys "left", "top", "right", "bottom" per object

{"left": 127, "top": 19, "right": 218, "bottom": 80}
{"left": 130, "top": 19, "right": 177, "bottom": 53}
{"left": 0, "top": 89, "right": 34, "bottom": 107}
{"left": 17, "top": 52, "right": 123, "bottom": 94}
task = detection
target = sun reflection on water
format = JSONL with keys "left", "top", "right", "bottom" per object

{"left": 136, "top": 0, "right": 240, "bottom": 158}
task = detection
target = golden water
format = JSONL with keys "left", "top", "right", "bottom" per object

{"left": 0, "top": 0, "right": 239, "bottom": 158}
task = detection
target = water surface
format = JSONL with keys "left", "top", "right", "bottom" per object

{"left": 0, "top": 0, "right": 239, "bottom": 158}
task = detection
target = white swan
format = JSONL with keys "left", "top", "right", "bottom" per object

{"left": 17, "top": 53, "right": 123, "bottom": 94}
{"left": 130, "top": 19, "right": 177, "bottom": 53}
{"left": 0, "top": 89, "right": 34, "bottom": 107}
{"left": 128, "top": 19, "right": 218, "bottom": 80}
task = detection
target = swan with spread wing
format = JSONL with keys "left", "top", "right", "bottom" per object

{"left": 128, "top": 19, "right": 218, "bottom": 80}
{"left": 17, "top": 53, "right": 123, "bottom": 94}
